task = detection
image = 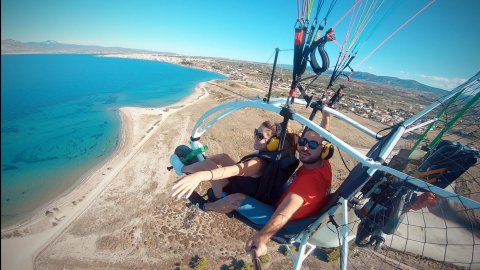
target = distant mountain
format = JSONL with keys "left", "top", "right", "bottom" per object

{"left": 1, "top": 39, "right": 156, "bottom": 54}
{"left": 2, "top": 39, "right": 449, "bottom": 95}
{"left": 277, "top": 64, "right": 448, "bottom": 95}
{"left": 349, "top": 71, "right": 448, "bottom": 95}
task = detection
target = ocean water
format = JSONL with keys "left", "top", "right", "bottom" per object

{"left": 1, "top": 54, "right": 224, "bottom": 227}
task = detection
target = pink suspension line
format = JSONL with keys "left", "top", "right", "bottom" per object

{"left": 297, "top": 0, "right": 301, "bottom": 20}
{"left": 353, "top": 0, "right": 437, "bottom": 70}
{"left": 332, "top": 0, "right": 363, "bottom": 29}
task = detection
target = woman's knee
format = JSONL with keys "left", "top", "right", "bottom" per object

{"left": 228, "top": 193, "right": 247, "bottom": 204}
{"left": 209, "top": 153, "right": 236, "bottom": 167}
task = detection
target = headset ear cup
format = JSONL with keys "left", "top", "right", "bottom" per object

{"left": 267, "top": 137, "right": 280, "bottom": 151}
{"left": 321, "top": 143, "right": 334, "bottom": 160}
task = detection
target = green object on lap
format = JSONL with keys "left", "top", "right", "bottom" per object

{"left": 181, "top": 145, "right": 208, "bottom": 164}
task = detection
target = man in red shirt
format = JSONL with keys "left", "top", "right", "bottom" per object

{"left": 245, "top": 110, "right": 332, "bottom": 257}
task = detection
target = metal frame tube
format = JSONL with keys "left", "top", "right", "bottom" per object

{"left": 340, "top": 198, "right": 349, "bottom": 270}
{"left": 323, "top": 106, "right": 378, "bottom": 139}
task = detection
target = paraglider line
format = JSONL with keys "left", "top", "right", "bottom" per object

{"left": 332, "top": 0, "right": 363, "bottom": 29}
{"left": 354, "top": 0, "right": 436, "bottom": 70}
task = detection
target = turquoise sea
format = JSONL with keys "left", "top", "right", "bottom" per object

{"left": 1, "top": 54, "right": 224, "bottom": 228}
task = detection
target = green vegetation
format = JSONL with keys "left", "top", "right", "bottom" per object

{"left": 222, "top": 259, "right": 253, "bottom": 270}
{"left": 325, "top": 244, "right": 357, "bottom": 262}
{"left": 326, "top": 247, "right": 341, "bottom": 262}
{"left": 238, "top": 263, "right": 254, "bottom": 270}
{"left": 174, "top": 261, "right": 188, "bottom": 270}
{"left": 190, "top": 256, "right": 208, "bottom": 270}
{"left": 259, "top": 254, "right": 270, "bottom": 264}
{"left": 279, "top": 244, "right": 298, "bottom": 256}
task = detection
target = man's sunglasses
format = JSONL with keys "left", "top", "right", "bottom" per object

{"left": 298, "top": 137, "right": 321, "bottom": 150}
{"left": 254, "top": 129, "right": 265, "bottom": 140}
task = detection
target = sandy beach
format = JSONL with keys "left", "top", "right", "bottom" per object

{"left": 1, "top": 79, "right": 212, "bottom": 270}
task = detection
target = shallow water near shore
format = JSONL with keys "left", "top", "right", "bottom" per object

{"left": 1, "top": 54, "right": 224, "bottom": 228}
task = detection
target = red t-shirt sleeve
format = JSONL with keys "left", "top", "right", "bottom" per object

{"left": 282, "top": 161, "right": 332, "bottom": 220}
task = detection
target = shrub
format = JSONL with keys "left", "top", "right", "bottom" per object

{"left": 259, "top": 254, "right": 270, "bottom": 264}
{"left": 326, "top": 247, "right": 341, "bottom": 262}
{"left": 190, "top": 256, "right": 208, "bottom": 270}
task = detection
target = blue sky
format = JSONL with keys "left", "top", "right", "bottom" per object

{"left": 2, "top": 0, "right": 479, "bottom": 90}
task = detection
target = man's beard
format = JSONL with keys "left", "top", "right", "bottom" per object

{"left": 300, "top": 152, "right": 323, "bottom": 164}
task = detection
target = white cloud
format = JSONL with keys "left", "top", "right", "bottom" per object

{"left": 368, "top": 66, "right": 373, "bottom": 70}
{"left": 418, "top": 74, "right": 467, "bottom": 90}
{"left": 399, "top": 70, "right": 406, "bottom": 74}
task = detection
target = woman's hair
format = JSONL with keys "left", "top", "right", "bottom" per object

{"left": 260, "top": 121, "right": 298, "bottom": 155}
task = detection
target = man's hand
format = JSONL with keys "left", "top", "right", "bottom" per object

{"left": 245, "top": 233, "right": 268, "bottom": 257}
{"left": 171, "top": 171, "right": 209, "bottom": 200}
{"left": 244, "top": 193, "right": 304, "bottom": 257}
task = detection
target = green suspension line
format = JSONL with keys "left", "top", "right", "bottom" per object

{"left": 428, "top": 90, "right": 480, "bottom": 148}
{"left": 409, "top": 90, "right": 464, "bottom": 154}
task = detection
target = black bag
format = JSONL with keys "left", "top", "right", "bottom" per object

{"left": 417, "top": 140, "right": 479, "bottom": 189}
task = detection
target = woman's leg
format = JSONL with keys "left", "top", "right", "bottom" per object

{"left": 182, "top": 153, "right": 236, "bottom": 198}
{"left": 204, "top": 193, "right": 247, "bottom": 213}
{"left": 208, "top": 153, "right": 237, "bottom": 167}
{"left": 211, "top": 179, "right": 229, "bottom": 199}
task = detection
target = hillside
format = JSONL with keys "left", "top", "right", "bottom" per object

{"left": 350, "top": 71, "right": 448, "bottom": 95}
{"left": 277, "top": 64, "right": 448, "bottom": 94}
{"left": 2, "top": 39, "right": 448, "bottom": 95}
{"left": 1, "top": 39, "right": 157, "bottom": 55}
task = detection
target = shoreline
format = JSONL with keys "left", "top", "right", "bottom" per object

{"left": 99, "top": 53, "right": 232, "bottom": 78}
{"left": 1, "top": 53, "right": 217, "bottom": 232}
{"left": 0, "top": 80, "right": 211, "bottom": 270}
{"left": 1, "top": 110, "right": 125, "bottom": 231}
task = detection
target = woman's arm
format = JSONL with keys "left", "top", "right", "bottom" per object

{"left": 171, "top": 158, "right": 266, "bottom": 199}
{"left": 182, "top": 153, "right": 237, "bottom": 174}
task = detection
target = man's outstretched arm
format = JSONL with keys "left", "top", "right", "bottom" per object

{"left": 245, "top": 193, "right": 304, "bottom": 257}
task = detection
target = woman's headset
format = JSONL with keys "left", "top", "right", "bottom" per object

{"left": 266, "top": 123, "right": 282, "bottom": 152}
